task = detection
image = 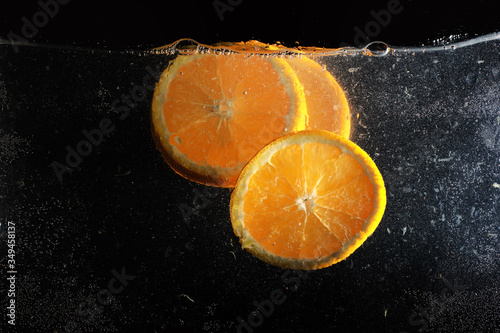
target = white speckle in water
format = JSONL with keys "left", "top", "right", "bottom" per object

{"left": 0, "top": 130, "right": 32, "bottom": 165}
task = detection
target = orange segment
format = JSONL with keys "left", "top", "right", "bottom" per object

{"left": 230, "top": 130, "right": 386, "bottom": 270}
{"left": 152, "top": 52, "right": 307, "bottom": 187}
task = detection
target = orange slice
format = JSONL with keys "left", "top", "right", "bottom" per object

{"left": 285, "top": 56, "right": 351, "bottom": 138}
{"left": 151, "top": 52, "right": 307, "bottom": 187}
{"left": 229, "top": 41, "right": 351, "bottom": 138}
{"left": 230, "top": 130, "right": 386, "bottom": 270}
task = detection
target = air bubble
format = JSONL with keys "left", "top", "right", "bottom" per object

{"left": 364, "top": 41, "right": 390, "bottom": 57}
{"left": 173, "top": 38, "right": 200, "bottom": 55}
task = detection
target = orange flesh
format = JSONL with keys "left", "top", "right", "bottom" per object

{"left": 232, "top": 41, "right": 351, "bottom": 138}
{"left": 163, "top": 54, "right": 292, "bottom": 169}
{"left": 242, "top": 142, "right": 375, "bottom": 259}
{"left": 285, "top": 58, "right": 351, "bottom": 138}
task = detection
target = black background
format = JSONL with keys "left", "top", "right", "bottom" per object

{"left": 1, "top": 1, "right": 500, "bottom": 333}
{"left": 1, "top": 0, "right": 499, "bottom": 50}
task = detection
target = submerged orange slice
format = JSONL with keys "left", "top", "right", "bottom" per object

{"left": 230, "top": 130, "right": 386, "bottom": 270}
{"left": 229, "top": 40, "right": 351, "bottom": 138}
{"left": 151, "top": 52, "right": 307, "bottom": 187}
{"left": 285, "top": 56, "right": 351, "bottom": 138}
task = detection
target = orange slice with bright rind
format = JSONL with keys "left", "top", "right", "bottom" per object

{"left": 285, "top": 56, "right": 351, "bottom": 138}
{"left": 230, "top": 130, "right": 386, "bottom": 270}
{"left": 151, "top": 52, "right": 307, "bottom": 187}
{"left": 229, "top": 40, "right": 351, "bottom": 138}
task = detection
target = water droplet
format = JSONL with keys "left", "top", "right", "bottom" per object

{"left": 242, "top": 91, "right": 248, "bottom": 95}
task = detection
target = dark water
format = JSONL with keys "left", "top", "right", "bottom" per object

{"left": 1, "top": 34, "right": 499, "bottom": 332}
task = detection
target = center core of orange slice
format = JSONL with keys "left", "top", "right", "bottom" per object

{"left": 297, "top": 191, "right": 317, "bottom": 212}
